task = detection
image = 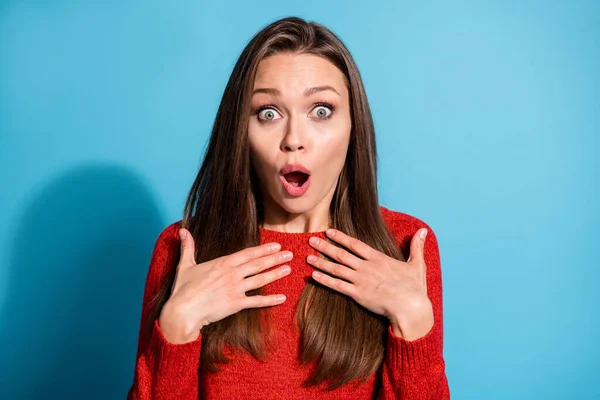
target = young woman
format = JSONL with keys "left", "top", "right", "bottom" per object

{"left": 127, "top": 16, "right": 449, "bottom": 399}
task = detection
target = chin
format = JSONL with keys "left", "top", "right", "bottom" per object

{"left": 274, "top": 197, "right": 313, "bottom": 215}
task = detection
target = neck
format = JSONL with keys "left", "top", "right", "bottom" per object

{"left": 260, "top": 206, "right": 331, "bottom": 233}
{"left": 259, "top": 181, "right": 337, "bottom": 233}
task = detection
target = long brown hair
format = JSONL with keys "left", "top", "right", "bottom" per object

{"left": 147, "top": 16, "right": 405, "bottom": 390}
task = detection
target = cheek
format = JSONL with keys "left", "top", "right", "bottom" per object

{"left": 325, "top": 146, "right": 349, "bottom": 176}
{"left": 249, "top": 146, "right": 268, "bottom": 176}
{"left": 248, "top": 127, "right": 268, "bottom": 162}
{"left": 317, "top": 125, "right": 350, "bottom": 164}
{"left": 249, "top": 136, "right": 275, "bottom": 183}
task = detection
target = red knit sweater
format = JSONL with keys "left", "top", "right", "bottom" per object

{"left": 127, "top": 206, "right": 449, "bottom": 399}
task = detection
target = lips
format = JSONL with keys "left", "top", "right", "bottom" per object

{"left": 280, "top": 175, "right": 311, "bottom": 196}
{"left": 283, "top": 171, "right": 309, "bottom": 187}
{"left": 280, "top": 163, "right": 311, "bottom": 186}
{"left": 280, "top": 163, "right": 311, "bottom": 196}
{"left": 280, "top": 163, "right": 311, "bottom": 176}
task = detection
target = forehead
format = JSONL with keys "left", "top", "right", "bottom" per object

{"left": 253, "top": 53, "right": 347, "bottom": 94}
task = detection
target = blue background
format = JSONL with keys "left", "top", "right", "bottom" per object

{"left": 1, "top": 1, "right": 598, "bottom": 398}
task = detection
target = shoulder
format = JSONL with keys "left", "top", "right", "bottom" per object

{"left": 378, "top": 205, "right": 439, "bottom": 258}
{"left": 379, "top": 205, "right": 435, "bottom": 235}
{"left": 156, "top": 220, "right": 184, "bottom": 243}
{"left": 150, "top": 220, "right": 184, "bottom": 260}
{"left": 144, "top": 220, "right": 184, "bottom": 283}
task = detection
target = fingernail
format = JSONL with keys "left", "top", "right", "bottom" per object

{"left": 326, "top": 229, "right": 335, "bottom": 236}
{"left": 420, "top": 229, "right": 428, "bottom": 240}
{"left": 179, "top": 229, "right": 187, "bottom": 240}
{"left": 307, "top": 255, "right": 317, "bottom": 262}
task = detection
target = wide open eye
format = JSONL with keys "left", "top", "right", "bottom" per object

{"left": 257, "top": 107, "right": 282, "bottom": 121}
{"left": 311, "top": 103, "right": 334, "bottom": 120}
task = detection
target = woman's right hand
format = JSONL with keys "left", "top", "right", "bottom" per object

{"left": 158, "top": 227, "right": 293, "bottom": 344}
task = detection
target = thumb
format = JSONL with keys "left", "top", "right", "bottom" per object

{"left": 178, "top": 228, "right": 197, "bottom": 266}
{"left": 407, "top": 228, "right": 427, "bottom": 264}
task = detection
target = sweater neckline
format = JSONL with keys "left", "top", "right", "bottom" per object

{"left": 258, "top": 226, "right": 328, "bottom": 238}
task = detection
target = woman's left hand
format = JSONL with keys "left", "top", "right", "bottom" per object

{"left": 307, "top": 228, "right": 434, "bottom": 341}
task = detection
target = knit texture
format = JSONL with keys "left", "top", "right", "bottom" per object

{"left": 127, "top": 206, "right": 450, "bottom": 399}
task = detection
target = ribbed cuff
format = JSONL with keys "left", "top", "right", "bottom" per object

{"left": 147, "top": 318, "right": 202, "bottom": 378}
{"left": 386, "top": 322, "right": 442, "bottom": 374}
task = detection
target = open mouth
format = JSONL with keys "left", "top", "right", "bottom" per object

{"left": 283, "top": 171, "right": 310, "bottom": 187}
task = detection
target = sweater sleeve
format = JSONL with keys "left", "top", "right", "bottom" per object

{"left": 126, "top": 222, "right": 203, "bottom": 400}
{"left": 377, "top": 220, "right": 450, "bottom": 399}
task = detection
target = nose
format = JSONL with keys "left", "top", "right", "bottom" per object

{"left": 280, "top": 115, "right": 305, "bottom": 152}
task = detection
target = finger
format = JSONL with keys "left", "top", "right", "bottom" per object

{"left": 241, "top": 264, "right": 291, "bottom": 292}
{"left": 241, "top": 293, "right": 287, "bottom": 309}
{"left": 178, "top": 228, "right": 197, "bottom": 266}
{"left": 228, "top": 242, "right": 283, "bottom": 267}
{"left": 239, "top": 250, "right": 293, "bottom": 277}
{"left": 311, "top": 270, "right": 356, "bottom": 298}
{"left": 307, "top": 254, "right": 356, "bottom": 283}
{"left": 308, "top": 236, "right": 362, "bottom": 270}
{"left": 324, "top": 229, "right": 376, "bottom": 260}
{"left": 407, "top": 228, "right": 427, "bottom": 265}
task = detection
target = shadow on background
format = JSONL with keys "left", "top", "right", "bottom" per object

{"left": 0, "top": 164, "right": 167, "bottom": 399}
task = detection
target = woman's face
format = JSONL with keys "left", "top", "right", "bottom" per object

{"left": 248, "top": 52, "right": 352, "bottom": 224}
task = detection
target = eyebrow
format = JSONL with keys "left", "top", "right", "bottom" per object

{"left": 252, "top": 85, "right": 341, "bottom": 97}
